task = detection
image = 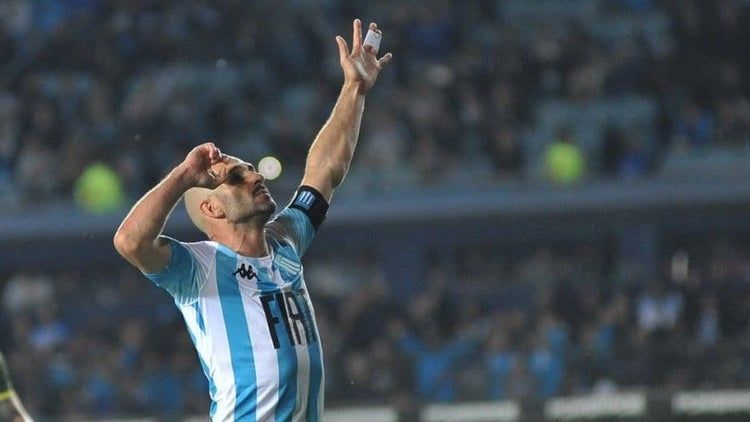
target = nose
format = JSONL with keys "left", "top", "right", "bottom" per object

{"left": 248, "top": 169, "right": 264, "bottom": 184}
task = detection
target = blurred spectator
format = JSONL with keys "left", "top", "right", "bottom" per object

{"left": 636, "top": 283, "right": 683, "bottom": 333}
{"left": 4, "top": 235, "right": 750, "bottom": 417}
{"left": 0, "top": 0, "right": 746, "bottom": 209}
{"left": 528, "top": 332, "right": 564, "bottom": 398}
{"left": 73, "top": 161, "right": 125, "bottom": 214}
{"left": 398, "top": 324, "right": 478, "bottom": 402}
{"left": 485, "top": 332, "right": 519, "bottom": 400}
{"left": 544, "top": 127, "right": 586, "bottom": 185}
{"left": 671, "top": 102, "right": 714, "bottom": 150}
{"left": 15, "top": 133, "right": 61, "bottom": 201}
{"left": 29, "top": 307, "right": 70, "bottom": 352}
{"left": 0, "top": 92, "right": 19, "bottom": 200}
{"left": 602, "top": 126, "right": 649, "bottom": 179}
{"left": 4, "top": 1, "right": 750, "bottom": 419}
{"left": 714, "top": 96, "right": 750, "bottom": 147}
{"left": 484, "top": 123, "right": 524, "bottom": 178}
{"left": 696, "top": 296, "right": 720, "bottom": 347}
{"left": 2, "top": 271, "right": 53, "bottom": 315}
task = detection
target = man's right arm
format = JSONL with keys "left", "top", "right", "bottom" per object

{"left": 113, "top": 142, "right": 226, "bottom": 273}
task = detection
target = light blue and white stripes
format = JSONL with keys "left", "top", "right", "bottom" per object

{"left": 294, "top": 191, "right": 315, "bottom": 210}
{"left": 145, "top": 206, "right": 324, "bottom": 421}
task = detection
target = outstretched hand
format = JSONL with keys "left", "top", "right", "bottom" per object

{"left": 335, "top": 19, "right": 393, "bottom": 95}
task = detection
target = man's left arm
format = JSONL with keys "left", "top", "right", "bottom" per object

{"left": 301, "top": 18, "right": 392, "bottom": 202}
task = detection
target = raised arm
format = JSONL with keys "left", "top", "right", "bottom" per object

{"left": 113, "top": 142, "right": 227, "bottom": 273}
{"left": 301, "top": 19, "right": 392, "bottom": 202}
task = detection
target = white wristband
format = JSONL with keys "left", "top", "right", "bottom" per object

{"left": 363, "top": 29, "right": 381, "bottom": 54}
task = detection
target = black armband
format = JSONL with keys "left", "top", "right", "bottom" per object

{"left": 289, "top": 185, "right": 329, "bottom": 230}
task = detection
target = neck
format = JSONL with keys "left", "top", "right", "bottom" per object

{"left": 211, "top": 222, "right": 270, "bottom": 257}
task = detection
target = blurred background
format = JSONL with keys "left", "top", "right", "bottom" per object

{"left": 2, "top": 0, "right": 750, "bottom": 421}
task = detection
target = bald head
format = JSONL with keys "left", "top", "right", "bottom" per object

{"left": 184, "top": 187, "right": 213, "bottom": 234}
{"left": 182, "top": 154, "right": 277, "bottom": 236}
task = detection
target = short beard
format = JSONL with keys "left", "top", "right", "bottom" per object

{"left": 254, "top": 201, "right": 277, "bottom": 221}
{"left": 235, "top": 200, "right": 277, "bottom": 227}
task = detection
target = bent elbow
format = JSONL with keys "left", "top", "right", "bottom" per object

{"left": 113, "top": 230, "right": 138, "bottom": 258}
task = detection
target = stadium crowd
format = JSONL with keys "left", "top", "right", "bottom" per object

{"left": 0, "top": 0, "right": 750, "bottom": 209}
{"left": 2, "top": 236, "right": 750, "bottom": 418}
{"left": 3, "top": 0, "right": 750, "bottom": 419}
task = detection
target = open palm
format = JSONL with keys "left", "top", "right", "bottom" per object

{"left": 335, "top": 19, "right": 392, "bottom": 95}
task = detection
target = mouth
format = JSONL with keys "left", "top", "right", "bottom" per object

{"left": 253, "top": 185, "right": 269, "bottom": 197}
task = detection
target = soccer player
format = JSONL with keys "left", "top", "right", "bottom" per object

{"left": 114, "top": 19, "right": 391, "bottom": 421}
{"left": 0, "top": 351, "right": 33, "bottom": 422}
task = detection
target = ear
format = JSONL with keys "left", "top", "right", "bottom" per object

{"left": 200, "top": 196, "right": 226, "bottom": 219}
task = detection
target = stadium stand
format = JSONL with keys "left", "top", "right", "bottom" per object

{"left": 3, "top": 0, "right": 750, "bottom": 420}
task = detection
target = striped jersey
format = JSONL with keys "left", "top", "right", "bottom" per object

{"left": 144, "top": 203, "right": 324, "bottom": 421}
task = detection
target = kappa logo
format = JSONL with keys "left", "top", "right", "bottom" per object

{"left": 233, "top": 263, "right": 257, "bottom": 281}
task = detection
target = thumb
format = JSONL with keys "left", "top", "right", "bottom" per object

{"left": 335, "top": 35, "right": 349, "bottom": 62}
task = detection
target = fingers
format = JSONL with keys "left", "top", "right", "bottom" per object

{"left": 208, "top": 162, "right": 227, "bottom": 182}
{"left": 209, "top": 148, "right": 221, "bottom": 163}
{"left": 377, "top": 52, "right": 393, "bottom": 68}
{"left": 352, "top": 18, "right": 362, "bottom": 54}
{"left": 208, "top": 146, "right": 223, "bottom": 164}
{"left": 363, "top": 22, "right": 380, "bottom": 55}
{"left": 200, "top": 141, "right": 226, "bottom": 165}
{"left": 335, "top": 35, "right": 349, "bottom": 61}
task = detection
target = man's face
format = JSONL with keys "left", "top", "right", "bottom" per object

{"left": 213, "top": 157, "right": 277, "bottom": 224}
